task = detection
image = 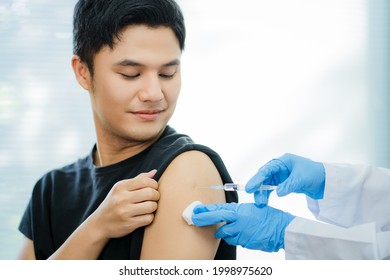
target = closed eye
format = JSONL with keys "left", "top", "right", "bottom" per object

{"left": 120, "top": 73, "right": 140, "bottom": 79}
{"left": 159, "top": 72, "right": 176, "bottom": 79}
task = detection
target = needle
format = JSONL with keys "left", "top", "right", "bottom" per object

{"left": 202, "top": 183, "right": 277, "bottom": 192}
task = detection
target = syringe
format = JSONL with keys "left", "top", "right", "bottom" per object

{"left": 205, "top": 183, "right": 277, "bottom": 192}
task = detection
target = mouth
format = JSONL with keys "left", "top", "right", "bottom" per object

{"left": 131, "top": 109, "right": 165, "bottom": 121}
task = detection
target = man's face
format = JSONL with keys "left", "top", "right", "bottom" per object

{"left": 89, "top": 25, "right": 182, "bottom": 144}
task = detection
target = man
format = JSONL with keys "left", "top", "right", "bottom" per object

{"left": 192, "top": 153, "right": 390, "bottom": 259}
{"left": 17, "top": 0, "right": 237, "bottom": 260}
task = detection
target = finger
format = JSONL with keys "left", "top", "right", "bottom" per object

{"left": 127, "top": 187, "right": 160, "bottom": 203}
{"left": 245, "top": 170, "right": 266, "bottom": 194}
{"left": 192, "top": 210, "right": 237, "bottom": 227}
{"left": 254, "top": 190, "right": 270, "bottom": 207}
{"left": 193, "top": 203, "right": 238, "bottom": 214}
{"left": 277, "top": 176, "right": 298, "bottom": 197}
{"left": 245, "top": 159, "right": 282, "bottom": 193}
{"left": 215, "top": 223, "right": 239, "bottom": 239}
{"left": 128, "top": 213, "right": 155, "bottom": 228}
{"left": 124, "top": 200, "right": 158, "bottom": 217}
{"left": 123, "top": 172, "right": 159, "bottom": 191}
{"left": 222, "top": 235, "right": 240, "bottom": 247}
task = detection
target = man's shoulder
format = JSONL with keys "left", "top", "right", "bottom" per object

{"left": 149, "top": 126, "right": 233, "bottom": 184}
{"left": 52, "top": 153, "right": 91, "bottom": 175}
{"left": 34, "top": 152, "right": 92, "bottom": 189}
{"left": 153, "top": 126, "right": 217, "bottom": 155}
{"left": 154, "top": 126, "right": 194, "bottom": 148}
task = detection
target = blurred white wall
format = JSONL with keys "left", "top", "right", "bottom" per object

{"left": 173, "top": 0, "right": 390, "bottom": 259}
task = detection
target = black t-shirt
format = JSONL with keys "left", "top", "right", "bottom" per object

{"left": 19, "top": 126, "right": 238, "bottom": 259}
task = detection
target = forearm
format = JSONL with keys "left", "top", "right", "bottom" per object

{"left": 48, "top": 215, "right": 109, "bottom": 260}
{"left": 285, "top": 217, "right": 388, "bottom": 259}
{"left": 307, "top": 163, "right": 390, "bottom": 228}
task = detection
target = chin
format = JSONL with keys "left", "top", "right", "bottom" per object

{"left": 124, "top": 123, "right": 167, "bottom": 142}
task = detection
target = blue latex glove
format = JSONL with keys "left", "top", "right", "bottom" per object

{"left": 246, "top": 153, "right": 326, "bottom": 207}
{"left": 192, "top": 203, "right": 295, "bottom": 252}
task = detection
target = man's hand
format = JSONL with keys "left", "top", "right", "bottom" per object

{"left": 90, "top": 170, "right": 160, "bottom": 240}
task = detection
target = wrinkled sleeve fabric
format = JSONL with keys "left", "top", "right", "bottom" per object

{"left": 307, "top": 163, "right": 390, "bottom": 230}
{"left": 285, "top": 217, "right": 390, "bottom": 259}
{"left": 285, "top": 164, "right": 390, "bottom": 259}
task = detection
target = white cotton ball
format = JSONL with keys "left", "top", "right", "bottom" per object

{"left": 182, "top": 201, "right": 203, "bottom": 225}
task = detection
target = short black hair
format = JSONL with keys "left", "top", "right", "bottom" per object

{"left": 73, "top": 0, "right": 186, "bottom": 75}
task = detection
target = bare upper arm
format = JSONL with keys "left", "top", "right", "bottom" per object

{"left": 17, "top": 237, "right": 36, "bottom": 260}
{"left": 140, "top": 150, "right": 226, "bottom": 259}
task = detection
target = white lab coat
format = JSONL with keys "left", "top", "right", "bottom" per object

{"left": 284, "top": 163, "right": 390, "bottom": 259}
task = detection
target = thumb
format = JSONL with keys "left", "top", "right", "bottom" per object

{"left": 192, "top": 208, "right": 238, "bottom": 227}
{"left": 276, "top": 176, "right": 297, "bottom": 197}
{"left": 192, "top": 203, "right": 239, "bottom": 227}
{"left": 127, "top": 169, "right": 158, "bottom": 191}
{"left": 194, "top": 203, "right": 238, "bottom": 214}
{"left": 136, "top": 169, "right": 157, "bottom": 179}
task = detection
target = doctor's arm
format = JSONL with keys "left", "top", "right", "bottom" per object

{"left": 308, "top": 163, "right": 390, "bottom": 230}
{"left": 246, "top": 153, "right": 390, "bottom": 230}
{"left": 192, "top": 204, "right": 390, "bottom": 259}
{"left": 285, "top": 217, "right": 390, "bottom": 260}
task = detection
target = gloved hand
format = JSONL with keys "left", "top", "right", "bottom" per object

{"left": 246, "top": 153, "right": 326, "bottom": 207}
{"left": 192, "top": 203, "right": 295, "bottom": 252}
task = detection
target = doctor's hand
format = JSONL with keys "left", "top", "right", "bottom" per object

{"left": 246, "top": 153, "right": 325, "bottom": 207}
{"left": 192, "top": 203, "right": 295, "bottom": 252}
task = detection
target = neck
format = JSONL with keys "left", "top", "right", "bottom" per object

{"left": 93, "top": 132, "right": 162, "bottom": 167}
{"left": 94, "top": 142, "right": 151, "bottom": 167}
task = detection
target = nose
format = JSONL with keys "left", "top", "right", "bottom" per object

{"left": 137, "top": 73, "right": 164, "bottom": 102}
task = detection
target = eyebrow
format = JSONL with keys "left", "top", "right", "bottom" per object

{"left": 115, "top": 59, "right": 180, "bottom": 67}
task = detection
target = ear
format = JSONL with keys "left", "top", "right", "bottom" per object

{"left": 72, "top": 55, "right": 92, "bottom": 91}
